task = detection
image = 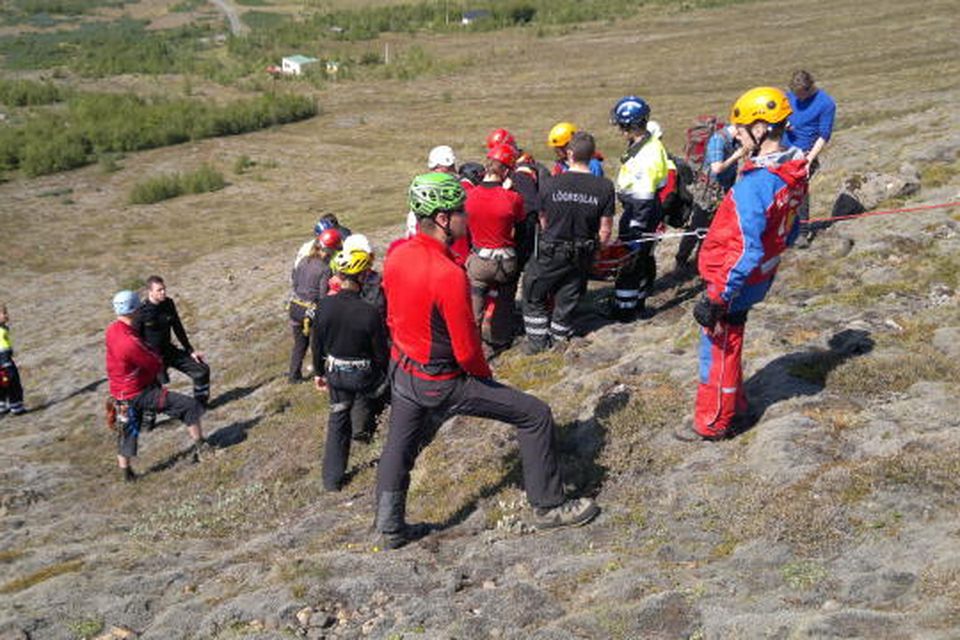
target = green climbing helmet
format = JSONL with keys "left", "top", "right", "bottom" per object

{"left": 408, "top": 172, "right": 466, "bottom": 219}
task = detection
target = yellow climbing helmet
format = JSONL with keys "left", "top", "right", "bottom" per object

{"left": 547, "top": 122, "right": 579, "bottom": 148}
{"left": 730, "top": 87, "right": 792, "bottom": 125}
{"left": 334, "top": 249, "right": 373, "bottom": 276}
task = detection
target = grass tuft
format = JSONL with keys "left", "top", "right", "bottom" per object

{"left": 0, "top": 559, "right": 84, "bottom": 594}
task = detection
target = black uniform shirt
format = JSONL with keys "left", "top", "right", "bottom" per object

{"left": 539, "top": 171, "right": 616, "bottom": 243}
{"left": 134, "top": 297, "right": 192, "bottom": 354}
{"left": 310, "top": 290, "right": 388, "bottom": 376}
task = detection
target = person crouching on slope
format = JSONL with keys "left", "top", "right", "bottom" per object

{"left": 106, "top": 291, "right": 211, "bottom": 482}
{"left": 311, "top": 248, "right": 389, "bottom": 492}
{"left": 676, "top": 87, "right": 808, "bottom": 442}
{"left": 373, "top": 172, "right": 599, "bottom": 550}
{"left": 134, "top": 275, "right": 211, "bottom": 407}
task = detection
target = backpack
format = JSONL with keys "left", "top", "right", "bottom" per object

{"left": 662, "top": 155, "right": 695, "bottom": 228}
{"left": 684, "top": 115, "right": 724, "bottom": 169}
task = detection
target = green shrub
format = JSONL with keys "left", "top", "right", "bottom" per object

{"left": 12, "top": 0, "right": 126, "bottom": 14}
{"left": 0, "top": 92, "right": 316, "bottom": 176}
{"left": 0, "top": 19, "right": 210, "bottom": 76}
{"left": 0, "top": 78, "right": 68, "bottom": 106}
{"left": 129, "top": 164, "right": 225, "bottom": 204}
{"left": 20, "top": 130, "right": 89, "bottom": 176}
{"left": 129, "top": 172, "right": 183, "bottom": 204}
{"left": 180, "top": 163, "right": 225, "bottom": 194}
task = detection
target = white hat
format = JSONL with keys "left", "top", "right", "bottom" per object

{"left": 646, "top": 120, "right": 663, "bottom": 139}
{"left": 342, "top": 233, "right": 373, "bottom": 254}
{"left": 427, "top": 145, "right": 456, "bottom": 169}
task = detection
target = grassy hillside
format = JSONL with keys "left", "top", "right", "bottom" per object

{"left": 1, "top": 0, "right": 959, "bottom": 638}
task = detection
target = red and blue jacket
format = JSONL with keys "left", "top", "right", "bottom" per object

{"left": 383, "top": 233, "right": 491, "bottom": 381}
{"left": 698, "top": 150, "right": 808, "bottom": 313}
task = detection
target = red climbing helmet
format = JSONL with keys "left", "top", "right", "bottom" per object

{"left": 486, "top": 128, "right": 516, "bottom": 150}
{"left": 486, "top": 143, "right": 518, "bottom": 169}
{"left": 317, "top": 228, "right": 342, "bottom": 250}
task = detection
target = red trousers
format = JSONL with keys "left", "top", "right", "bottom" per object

{"left": 694, "top": 322, "right": 748, "bottom": 437}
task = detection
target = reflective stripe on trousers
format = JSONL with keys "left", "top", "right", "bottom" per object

{"left": 524, "top": 314, "right": 549, "bottom": 336}
{"left": 613, "top": 288, "right": 640, "bottom": 309}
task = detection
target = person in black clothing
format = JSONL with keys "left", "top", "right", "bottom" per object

{"left": 509, "top": 151, "right": 544, "bottom": 272}
{"left": 289, "top": 228, "right": 341, "bottom": 383}
{"left": 311, "top": 248, "right": 389, "bottom": 491}
{"left": 522, "top": 132, "right": 615, "bottom": 354}
{"left": 134, "top": 275, "right": 211, "bottom": 406}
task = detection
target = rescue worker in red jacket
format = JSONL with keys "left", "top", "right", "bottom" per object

{"left": 106, "top": 291, "right": 210, "bottom": 482}
{"left": 675, "top": 87, "right": 808, "bottom": 441}
{"left": 485, "top": 128, "right": 543, "bottom": 270}
{"left": 464, "top": 142, "right": 526, "bottom": 352}
{"left": 374, "top": 172, "right": 599, "bottom": 549}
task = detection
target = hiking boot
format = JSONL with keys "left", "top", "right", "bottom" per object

{"left": 636, "top": 305, "right": 655, "bottom": 320}
{"left": 0, "top": 404, "right": 8, "bottom": 415}
{"left": 532, "top": 497, "right": 600, "bottom": 530}
{"left": 191, "top": 438, "right": 215, "bottom": 463}
{"left": 9, "top": 406, "right": 26, "bottom": 416}
{"left": 122, "top": 467, "right": 138, "bottom": 483}
{"left": 612, "top": 307, "right": 636, "bottom": 324}
{"left": 521, "top": 337, "right": 551, "bottom": 356}
{"left": 673, "top": 419, "right": 726, "bottom": 443}
{"left": 375, "top": 523, "right": 432, "bottom": 550}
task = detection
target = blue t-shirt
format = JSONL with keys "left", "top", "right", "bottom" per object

{"left": 784, "top": 89, "right": 836, "bottom": 153}
{"left": 555, "top": 157, "right": 605, "bottom": 177}
{"left": 704, "top": 129, "right": 738, "bottom": 190}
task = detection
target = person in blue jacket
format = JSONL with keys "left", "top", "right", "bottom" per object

{"left": 784, "top": 69, "right": 836, "bottom": 245}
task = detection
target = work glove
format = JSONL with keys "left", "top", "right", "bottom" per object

{"left": 692, "top": 293, "right": 727, "bottom": 331}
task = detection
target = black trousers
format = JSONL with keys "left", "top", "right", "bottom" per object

{"left": 323, "top": 377, "right": 387, "bottom": 491}
{"left": 375, "top": 365, "right": 565, "bottom": 526}
{"left": 0, "top": 361, "right": 24, "bottom": 412}
{"left": 521, "top": 245, "right": 589, "bottom": 346}
{"left": 614, "top": 239, "right": 656, "bottom": 312}
{"left": 117, "top": 386, "right": 204, "bottom": 458}
{"left": 162, "top": 347, "right": 210, "bottom": 399}
{"left": 288, "top": 304, "right": 310, "bottom": 380}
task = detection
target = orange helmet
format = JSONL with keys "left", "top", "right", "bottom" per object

{"left": 547, "top": 122, "right": 578, "bottom": 148}
{"left": 730, "top": 87, "right": 792, "bottom": 125}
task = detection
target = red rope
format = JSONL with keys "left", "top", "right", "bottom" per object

{"left": 803, "top": 200, "right": 960, "bottom": 224}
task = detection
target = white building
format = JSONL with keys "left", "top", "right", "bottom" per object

{"left": 281, "top": 55, "right": 319, "bottom": 76}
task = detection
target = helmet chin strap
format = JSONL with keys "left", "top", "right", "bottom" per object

{"left": 747, "top": 125, "right": 767, "bottom": 157}
{"left": 434, "top": 214, "right": 455, "bottom": 244}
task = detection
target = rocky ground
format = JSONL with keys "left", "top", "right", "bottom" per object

{"left": 2, "top": 0, "right": 960, "bottom": 638}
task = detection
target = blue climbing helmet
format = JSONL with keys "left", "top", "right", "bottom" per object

{"left": 611, "top": 95, "right": 651, "bottom": 128}
{"left": 112, "top": 290, "right": 141, "bottom": 316}
{"left": 313, "top": 216, "right": 337, "bottom": 235}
